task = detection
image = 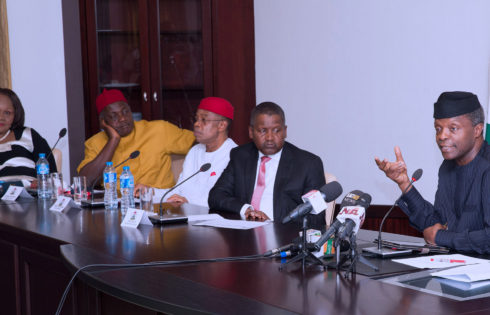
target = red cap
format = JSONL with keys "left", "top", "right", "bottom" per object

{"left": 96, "top": 89, "right": 128, "bottom": 114}
{"left": 197, "top": 97, "right": 234, "bottom": 120}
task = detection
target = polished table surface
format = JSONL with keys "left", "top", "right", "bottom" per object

{"left": 2, "top": 199, "right": 490, "bottom": 314}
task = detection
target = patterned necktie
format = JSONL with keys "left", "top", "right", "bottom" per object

{"left": 251, "top": 156, "right": 272, "bottom": 210}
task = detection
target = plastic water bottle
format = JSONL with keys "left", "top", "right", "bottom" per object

{"left": 103, "top": 161, "right": 118, "bottom": 210}
{"left": 119, "top": 166, "right": 135, "bottom": 215}
{"left": 36, "top": 153, "right": 52, "bottom": 199}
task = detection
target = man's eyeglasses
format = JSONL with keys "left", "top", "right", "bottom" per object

{"left": 193, "top": 117, "right": 224, "bottom": 124}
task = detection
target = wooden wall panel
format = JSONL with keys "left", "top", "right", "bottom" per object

{"left": 0, "top": 0, "right": 12, "bottom": 88}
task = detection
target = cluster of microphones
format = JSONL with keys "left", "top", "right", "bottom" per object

{"left": 266, "top": 168, "right": 423, "bottom": 259}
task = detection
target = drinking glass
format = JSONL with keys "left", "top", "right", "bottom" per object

{"left": 51, "top": 173, "right": 64, "bottom": 199}
{"left": 73, "top": 176, "right": 88, "bottom": 203}
{"left": 139, "top": 187, "right": 154, "bottom": 213}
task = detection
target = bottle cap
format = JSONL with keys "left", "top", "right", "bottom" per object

{"left": 106, "top": 161, "right": 113, "bottom": 166}
{"left": 39, "top": 153, "right": 45, "bottom": 158}
{"left": 123, "top": 166, "right": 129, "bottom": 171}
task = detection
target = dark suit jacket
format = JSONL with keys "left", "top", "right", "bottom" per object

{"left": 208, "top": 142, "right": 327, "bottom": 226}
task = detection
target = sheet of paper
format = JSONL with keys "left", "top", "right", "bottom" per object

{"left": 187, "top": 213, "right": 223, "bottom": 222}
{"left": 192, "top": 218, "right": 269, "bottom": 230}
{"left": 392, "top": 254, "right": 489, "bottom": 269}
{"left": 431, "top": 263, "right": 490, "bottom": 282}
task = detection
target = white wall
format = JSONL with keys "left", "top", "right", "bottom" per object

{"left": 6, "top": 0, "right": 70, "bottom": 180}
{"left": 255, "top": 0, "right": 490, "bottom": 204}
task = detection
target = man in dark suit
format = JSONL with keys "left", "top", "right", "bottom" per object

{"left": 208, "top": 102, "right": 326, "bottom": 224}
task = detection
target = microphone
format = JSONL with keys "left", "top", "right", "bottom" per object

{"left": 82, "top": 150, "right": 141, "bottom": 206}
{"left": 114, "top": 150, "right": 140, "bottom": 169}
{"left": 282, "top": 181, "right": 343, "bottom": 224}
{"left": 313, "top": 190, "right": 370, "bottom": 251}
{"left": 335, "top": 192, "right": 371, "bottom": 243}
{"left": 148, "top": 163, "right": 211, "bottom": 225}
{"left": 46, "top": 128, "right": 67, "bottom": 161}
{"left": 363, "top": 168, "right": 423, "bottom": 257}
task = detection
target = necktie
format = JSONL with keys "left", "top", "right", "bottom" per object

{"left": 251, "top": 156, "right": 271, "bottom": 210}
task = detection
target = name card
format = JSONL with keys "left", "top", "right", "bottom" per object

{"left": 50, "top": 196, "right": 79, "bottom": 212}
{"left": 1, "top": 185, "right": 34, "bottom": 201}
{"left": 121, "top": 208, "right": 153, "bottom": 228}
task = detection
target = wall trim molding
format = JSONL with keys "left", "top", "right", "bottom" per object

{"left": 0, "top": 0, "right": 11, "bottom": 88}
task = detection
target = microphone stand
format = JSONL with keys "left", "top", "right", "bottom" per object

{"left": 149, "top": 163, "right": 210, "bottom": 225}
{"left": 279, "top": 215, "right": 326, "bottom": 271}
{"left": 46, "top": 128, "right": 67, "bottom": 161}
{"left": 363, "top": 169, "right": 422, "bottom": 257}
{"left": 340, "top": 233, "right": 378, "bottom": 279}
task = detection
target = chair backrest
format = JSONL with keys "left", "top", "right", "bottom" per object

{"left": 52, "top": 148, "right": 62, "bottom": 173}
{"left": 324, "top": 172, "right": 337, "bottom": 226}
{"left": 170, "top": 154, "right": 185, "bottom": 183}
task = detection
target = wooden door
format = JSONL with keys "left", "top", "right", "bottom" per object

{"left": 147, "top": 0, "right": 213, "bottom": 131}
{"left": 81, "top": 0, "right": 151, "bottom": 136}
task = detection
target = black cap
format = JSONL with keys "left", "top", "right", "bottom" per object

{"left": 433, "top": 91, "right": 481, "bottom": 119}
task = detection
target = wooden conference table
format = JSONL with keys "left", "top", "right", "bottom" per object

{"left": 0, "top": 198, "right": 489, "bottom": 315}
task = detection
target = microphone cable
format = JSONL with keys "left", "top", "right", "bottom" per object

{"left": 56, "top": 252, "right": 275, "bottom": 315}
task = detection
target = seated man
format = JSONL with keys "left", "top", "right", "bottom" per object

{"left": 78, "top": 89, "right": 195, "bottom": 188}
{"left": 208, "top": 102, "right": 327, "bottom": 224}
{"left": 376, "top": 91, "right": 490, "bottom": 254}
{"left": 155, "top": 97, "right": 237, "bottom": 207}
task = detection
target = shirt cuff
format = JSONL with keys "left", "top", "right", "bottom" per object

{"left": 240, "top": 204, "right": 252, "bottom": 220}
{"left": 398, "top": 187, "right": 422, "bottom": 215}
{"left": 435, "top": 229, "right": 454, "bottom": 248}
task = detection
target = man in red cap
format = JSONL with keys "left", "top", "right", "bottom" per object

{"left": 77, "top": 89, "right": 195, "bottom": 188}
{"left": 153, "top": 96, "right": 237, "bottom": 207}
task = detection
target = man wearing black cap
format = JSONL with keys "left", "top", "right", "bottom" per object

{"left": 376, "top": 91, "right": 490, "bottom": 254}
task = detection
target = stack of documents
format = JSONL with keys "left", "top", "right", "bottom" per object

{"left": 375, "top": 239, "right": 449, "bottom": 254}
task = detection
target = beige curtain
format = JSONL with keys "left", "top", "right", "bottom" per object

{"left": 0, "top": 0, "right": 11, "bottom": 88}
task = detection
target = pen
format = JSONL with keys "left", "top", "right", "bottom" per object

{"left": 430, "top": 258, "right": 466, "bottom": 263}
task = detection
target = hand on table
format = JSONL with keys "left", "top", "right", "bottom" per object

{"left": 423, "top": 223, "right": 446, "bottom": 245}
{"left": 166, "top": 194, "right": 188, "bottom": 204}
{"left": 244, "top": 207, "right": 270, "bottom": 222}
{"left": 133, "top": 183, "right": 150, "bottom": 198}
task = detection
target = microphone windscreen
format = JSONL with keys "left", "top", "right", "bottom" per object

{"left": 359, "top": 193, "right": 372, "bottom": 208}
{"left": 200, "top": 163, "right": 211, "bottom": 172}
{"left": 340, "top": 190, "right": 364, "bottom": 208}
{"left": 412, "top": 168, "right": 423, "bottom": 182}
{"left": 59, "top": 128, "right": 67, "bottom": 138}
{"left": 130, "top": 150, "right": 140, "bottom": 159}
{"left": 319, "top": 181, "right": 343, "bottom": 202}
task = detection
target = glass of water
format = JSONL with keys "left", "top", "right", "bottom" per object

{"left": 73, "top": 176, "right": 88, "bottom": 203}
{"left": 139, "top": 186, "right": 154, "bottom": 213}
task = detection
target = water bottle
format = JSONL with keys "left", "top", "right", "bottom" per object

{"left": 119, "top": 166, "right": 135, "bottom": 215}
{"left": 103, "top": 161, "right": 118, "bottom": 210}
{"left": 36, "top": 153, "right": 52, "bottom": 199}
